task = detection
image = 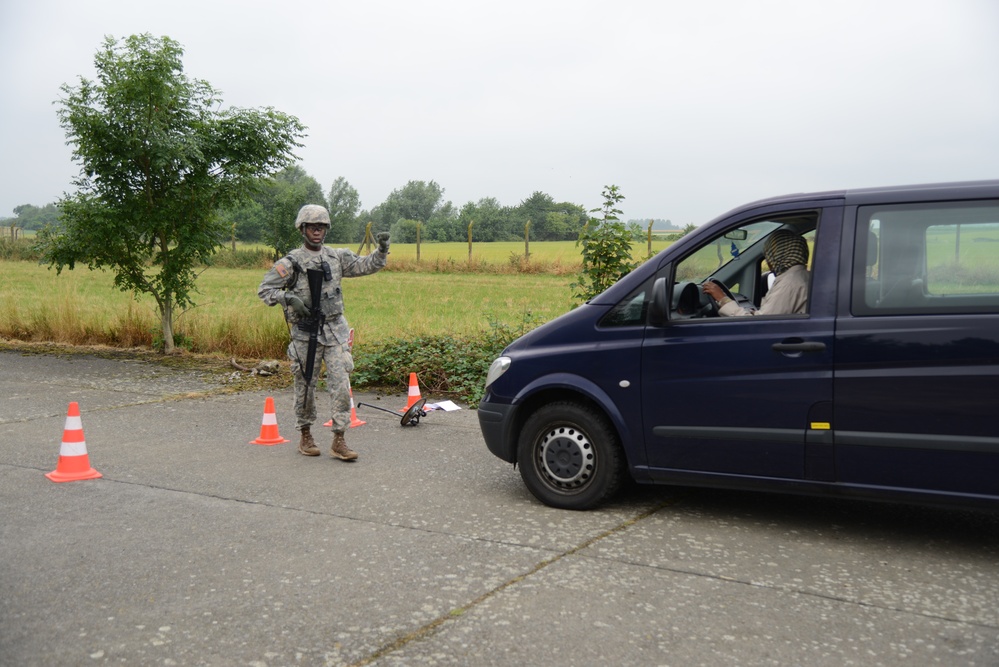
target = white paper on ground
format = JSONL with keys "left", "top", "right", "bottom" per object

{"left": 426, "top": 400, "right": 461, "bottom": 411}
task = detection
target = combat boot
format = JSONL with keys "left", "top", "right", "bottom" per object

{"left": 330, "top": 432, "right": 358, "bottom": 461}
{"left": 297, "top": 426, "right": 320, "bottom": 456}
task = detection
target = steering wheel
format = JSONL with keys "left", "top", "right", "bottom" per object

{"left": 697, "top": 278, "right": 735, "bottom": 317}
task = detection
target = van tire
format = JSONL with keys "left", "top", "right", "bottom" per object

{"left": 517, "top": 401, "right": 625, "bottom": 510}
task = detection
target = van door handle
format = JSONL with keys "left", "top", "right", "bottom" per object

{"left": 772, "top": 340, "right": 826, "bottom": 353}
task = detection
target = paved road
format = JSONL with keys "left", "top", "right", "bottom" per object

{"left": 1, "top": 350, "right": 997, "bottom": 666}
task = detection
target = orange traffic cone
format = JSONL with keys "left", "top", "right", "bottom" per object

{"left": 400, "top": 372, "right": 422, "bottom": 412}
{"left": 251, "top": 396, "right": 289, "bottom": 445}
{"left": 324, "top": 386, "right": 365, "bottom": 428}
{"left": 348, "top": 386, "right": 366, "bottom": 428}
{"left": 46, "top": 402, "right": 102, "bottom": 483}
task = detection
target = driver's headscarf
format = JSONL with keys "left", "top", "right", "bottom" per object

{"left": 764, "top": 231, "right": 809, "bottom": 276}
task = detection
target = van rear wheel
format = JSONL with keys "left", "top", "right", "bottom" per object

{"left": 517, "top": 402, "right": 625, "bottom": 510}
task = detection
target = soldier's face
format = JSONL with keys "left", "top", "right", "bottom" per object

{"left": 303, "top": 224, "right": 327, "bottom": 248}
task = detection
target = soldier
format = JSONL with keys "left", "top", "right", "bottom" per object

{"left": 258, "top": 205, "right": 389, "bottom": 460}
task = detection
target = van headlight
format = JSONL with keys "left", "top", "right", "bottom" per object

{"left": 485, "top": 356, "right": 511, "bottom": 387}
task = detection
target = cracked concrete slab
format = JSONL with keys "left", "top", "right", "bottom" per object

{"left": 1, "top": 350, "right": 997, "bottom": 666}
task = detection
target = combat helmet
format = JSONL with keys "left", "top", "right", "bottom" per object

{"left": 295, "top": 205, "right": 331, "bottom": 231}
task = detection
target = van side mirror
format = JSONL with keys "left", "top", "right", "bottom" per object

{"left": 648, "top": 277, "right": 668, "bottom": 327}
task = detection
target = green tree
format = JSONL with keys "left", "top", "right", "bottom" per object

{"left": 428, "top": 200, "right": 458, "bottom": 237}
{"left": 389, "top": 218, "right": 422, "bottom": 243}
{"left": 220, "top": 165, "right": 324, "bottom": 253}
{"left": 542, "top": 210, "right": 582, "bottom": 240}
{"left": 219, "top": 197, "right": 266, "bottom": 243}
{"left": 458, "top": 197, "right": 513, "bottom": 241}
{"left": 511, "top": 192, "right": 588, "bottom": 241}
{"left": 423, "top": 212, "right": 462, "bottom": 242}
{"left": 514, "top": 192, "right": 555, "bottom": 238}
{"left": 570, "top": 185, "right": 637, "bottom": 303}
{"left": 37, "top": 34, "right": 305, "bottom": 353}
{"left": 327, "top": 176, "right": 361, "bottom": 243}
{"left": 11, "top": 203, "right": 62, "bottom": 231}
{"left": 256, "top": 165, "right": 325, "bottom": 257}
{"left": 371, "top": 180, "right": 449, "bottom": 232}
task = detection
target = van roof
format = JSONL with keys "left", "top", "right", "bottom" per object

{"left": 710, "top": 179, "right": 999, "bottom": 225}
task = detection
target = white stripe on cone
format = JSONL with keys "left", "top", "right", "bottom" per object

{"left": 61, "top": 415, "right": 87, "bottom": 456}
{"left": 60, "top": 440, "right": 88, "bottom": 457}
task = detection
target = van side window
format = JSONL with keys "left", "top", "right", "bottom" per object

{"left": 672, "top": 215, "right": 817, "bottom": 319}
{"left": 855, "top": 201, "right": 999, "bottom": 314}
{"left": 600, "top": 279, "right": 651, "bottom": 327}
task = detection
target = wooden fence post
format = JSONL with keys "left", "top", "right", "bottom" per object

{"left": 358, "top": 222, "right": 373, "bottom": 254}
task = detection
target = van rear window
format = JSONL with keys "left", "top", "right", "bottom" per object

{"left": 854, "top": 201, "right": 999, "bottom": 314}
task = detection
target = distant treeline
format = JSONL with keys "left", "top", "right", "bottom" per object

{"left": 3, "top": 168, "right": 683, "bottom": 246}
{"left": 2, "top": 203, "right": 60, "bottom": 231}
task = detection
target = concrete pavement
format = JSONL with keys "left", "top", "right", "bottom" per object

{"left": 1, "top": 349, "right": 997, "bottom": 666}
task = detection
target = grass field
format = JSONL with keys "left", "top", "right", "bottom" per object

{"left": 226, "top": 239, "right": 673, "bottom": 274}
{"left": 7, "top": 225, "right": 998, "bottom": 359}
{"left": 1, "top": 238, "right": 673, "bottom": 358}
{"left": 6, "top": 228, "right": 998, "bottom": 401}
{"left": 0, "top": 260, "right": 575, "bottom": 358}
{"left": 384, "top": 239, "right": 671, "bottom": 264}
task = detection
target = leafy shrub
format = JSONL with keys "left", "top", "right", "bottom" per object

{"left": 0, "top": 237, "right": 40, "bottom": 261}
{"left": 570, "top": 185, "right": 638, "bottom": 303}
{"left": 206, "top": 247, "right": 276, "bottom": 269}
{"left": 352, "top": 312, "right": 544, "bottom": 406}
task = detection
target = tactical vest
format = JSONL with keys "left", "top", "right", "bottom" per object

{"left": 281, "top": 247, "right": 345, "bottom": 325}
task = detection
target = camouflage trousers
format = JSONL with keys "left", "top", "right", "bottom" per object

{"left": 288, "top": 338, "right": 354, "bottom": 433}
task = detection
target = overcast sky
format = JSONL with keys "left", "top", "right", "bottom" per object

{"left": 2, "top": 0, "right": 997, "bottom": 226}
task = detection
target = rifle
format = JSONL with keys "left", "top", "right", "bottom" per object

{"left": 302, "top": 268, "right": 325, "bottom": 384}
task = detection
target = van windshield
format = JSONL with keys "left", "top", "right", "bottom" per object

{"left": 676, "top": 220, "right": 781, "bottom": 282}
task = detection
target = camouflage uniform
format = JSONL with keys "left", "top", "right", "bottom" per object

{"left": 258, "top": 209, "right": 388, "bottom": 445}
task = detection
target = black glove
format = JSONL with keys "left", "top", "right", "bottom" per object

{"left": 376, "top": 232, "right": 390, "bottom": 253}
{"left": 285, "top": 294, "right": 310, "bottom": 318}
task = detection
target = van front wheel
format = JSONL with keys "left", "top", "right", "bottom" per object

{"left": 517, "top": 402, "right": 625, "bottom": 510}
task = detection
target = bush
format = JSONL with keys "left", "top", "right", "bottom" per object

{"left": 570, "top": 185, "right": 638, "bottom": 303}
{"left": 352, "top": 312, "right": 543, "bottom": 406}
{"left": 0, "top": 237, "right": 40, "bottom": 261}
{"left": 207, "top": 247, "right": 276, "bottom": 269}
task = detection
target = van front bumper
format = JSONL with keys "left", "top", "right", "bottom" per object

{"left": 477, "top": 401, "right": 517, "bottom": 463}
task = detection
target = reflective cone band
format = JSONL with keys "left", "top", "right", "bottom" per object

{"left": 401, "top": 372, "right": 422, "bottom": 412}
{"left": 251, "top": 396, "right": 289, "bottom": 445}
{"left": 46, "top": 402, "right": 102, "bottom": 483}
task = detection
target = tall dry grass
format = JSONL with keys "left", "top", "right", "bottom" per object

{"left": 0, "top": 261, "right": 574, "bottom": 358}
{"left": 1, "top": 238, "right": 672, "bottom": 358}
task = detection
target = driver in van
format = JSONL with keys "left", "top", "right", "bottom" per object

{"left": 702, "top": 230, "right": 809, "bottom": 316}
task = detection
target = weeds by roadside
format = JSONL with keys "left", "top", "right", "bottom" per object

{"left": 2, "top": 241, "right": 566, "bottom": 406}
{"left": 1, "top": 309, "right": 543, "bottom": 407}
{"left": 352, "top": 313, "right": 544, "bottom": 406}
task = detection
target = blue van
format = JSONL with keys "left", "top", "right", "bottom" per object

{"left": 477, "top": 180, "right": 999, "bottom": 510}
